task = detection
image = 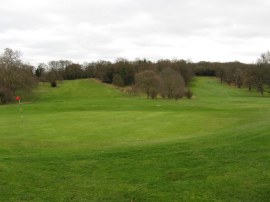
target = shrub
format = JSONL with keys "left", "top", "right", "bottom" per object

{"left": 160, "top": 67, "right": 185, "bottom": 100}
{"left": 185, "top": 89, "right": 193, "bottom": 99}
{"left": 51, "top": 81, "right": 57, "bottom": 87}
{"left": 135, "top": 70, "right": 161, "bottom": 99}
{"left": 126, "top": 86, "right": 137, "bottom": 96}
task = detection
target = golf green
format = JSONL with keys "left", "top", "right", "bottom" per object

{"left": 0, "top": 77, "right": 269, "bottom": 201}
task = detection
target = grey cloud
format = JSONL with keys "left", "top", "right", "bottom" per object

{"left": 0, "top": 0, "right": 269, "bottom": 64}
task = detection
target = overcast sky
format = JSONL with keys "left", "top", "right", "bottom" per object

{"left": 0, "top": 0, "right": 270, "bottom": 65}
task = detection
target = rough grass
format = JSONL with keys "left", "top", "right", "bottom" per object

{"left": 0, "top": 77, "right": 269, "bottom": 201}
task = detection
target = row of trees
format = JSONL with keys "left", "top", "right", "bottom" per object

{"left": 0, "top": 48, "right": 196, "bottom": 104}
{"left": 37, "top": 58, "right": 194, "bottom": 87}
{"left": 1, "top": 47, "right": 270, "bottom": 104}
{"left": 214, "top": 51, "right": 270, "bottom": 95}
{"left": 38, "top": 59, "right": 195, "bottom": 99}
{"left": 39, "top": 51, "right": 270, "bottom": 97}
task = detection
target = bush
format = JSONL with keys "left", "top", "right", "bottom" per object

{"left": 51, "top": 81, "right": 57, "bottom": 87}
{"left": 135, "top": 70, "right": 161, "bottom": 99}
{"left": 0, "top": 87, "right": 14, "bottom": 104}
{"left": 185, "top": 89, "right": 193, "bottom": 99}
{"left": 126, "top": 86, "right": 137, "bottom": 96}
{"left": 160, "top": 67, "right": 185, "bottom": 100}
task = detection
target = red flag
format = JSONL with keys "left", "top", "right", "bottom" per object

{"left": 15, "top": 96, "right": 21, "bottom": 101}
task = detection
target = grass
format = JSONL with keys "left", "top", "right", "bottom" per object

{"left": 0, "top": 77, "right": 269, "bottom": 201}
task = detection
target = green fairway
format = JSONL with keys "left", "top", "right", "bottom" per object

{"left": 0, "top": 77, "right": 269, "bottom": 201}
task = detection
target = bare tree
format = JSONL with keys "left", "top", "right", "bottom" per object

{"left": 257, "top": 51, "right": 270, "bottom": 64}
{"left": 0, "top": 48, "right": 21, "bottom": 68}
{"left": 135, "top": 70, "right": 161, "bottom": 99}
{"left": 254, "top": 51, "right": 270, "bottom": 95}
{"left": 0, "top": 48, "right": 37, "bottom": 104}
{"left": 234, "top": 68, "right": 243, "bottom": 88}
{"left": 243, "top": 66, "right": 256, "bottom": 91}
{"left": 160, "top": 67, "right": 185, "bottom": 100}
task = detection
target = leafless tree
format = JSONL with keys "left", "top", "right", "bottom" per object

{"left": 160, "top": 67, "right": 185, "bottom": 100}
{"left": 135, "top": 70, "right": 161, "bottom": 99}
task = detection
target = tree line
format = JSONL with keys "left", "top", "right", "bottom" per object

{"left": 203, "top": 52, "right": 270, "bottom": 95}
{"left": 36, "top": 58, "right": 195, "bottom": 99}
{"left": 1, "top": 47, "right": 270, "bottom": 104}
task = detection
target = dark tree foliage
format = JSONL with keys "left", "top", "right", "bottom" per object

{"left": 195, "top": 62, "right": 217, "bottom": 76}
{"left": 35, "top": 64, "right": 44, "bottom": 78}
{"left": 51, "top": 81, "right": 57, "bottom": 88}
{"left": 133, "top": 59, "right": 153, "bottom": 73}
{"left": 178, "top": 60, "right": 194, "bottom": 84}
{"left": 253, "top": 63, "right": 270, "bottom": 95}
{"left": 45, "top": 67, "right": 62, "bottom": 84}
{"left": 84, "top": 62, "right": 96, "bottom": 78}
{"left": 112, "top": 74, "right": 124, "bottom": 87}
{"left": 64, "top": 64, "right": 83, "bottom": 80}
{"left": 114, "top": 58, "right": 135, "bottom": 86}
{"left": 95, "top": 61, "right": 113, "bottom": 83}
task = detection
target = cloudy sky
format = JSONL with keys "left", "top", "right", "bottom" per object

{"left": 0, "top": 0, "right": 269, "bottom": 65}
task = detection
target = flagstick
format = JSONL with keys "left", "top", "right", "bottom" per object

{"left": 19, "top": 99, "right": 23, "bottom": 122}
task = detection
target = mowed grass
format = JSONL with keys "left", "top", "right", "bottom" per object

{"left": 0, "top": 77, "right": 270, "bottom": 201}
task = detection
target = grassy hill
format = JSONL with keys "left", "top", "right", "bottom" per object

{"left": 0, "top": 77, "right": 269, "bottom": 201}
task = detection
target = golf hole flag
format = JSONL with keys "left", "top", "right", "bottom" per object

{"left": 16, "top": 96, "right": 23, "bottom": 121}
{"left": 16, "top": 96, "right": 21, "bottom": 101}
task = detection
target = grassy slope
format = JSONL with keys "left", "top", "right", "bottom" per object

{"left": 0, "top": 77, "right": 269, "bottom": 201}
